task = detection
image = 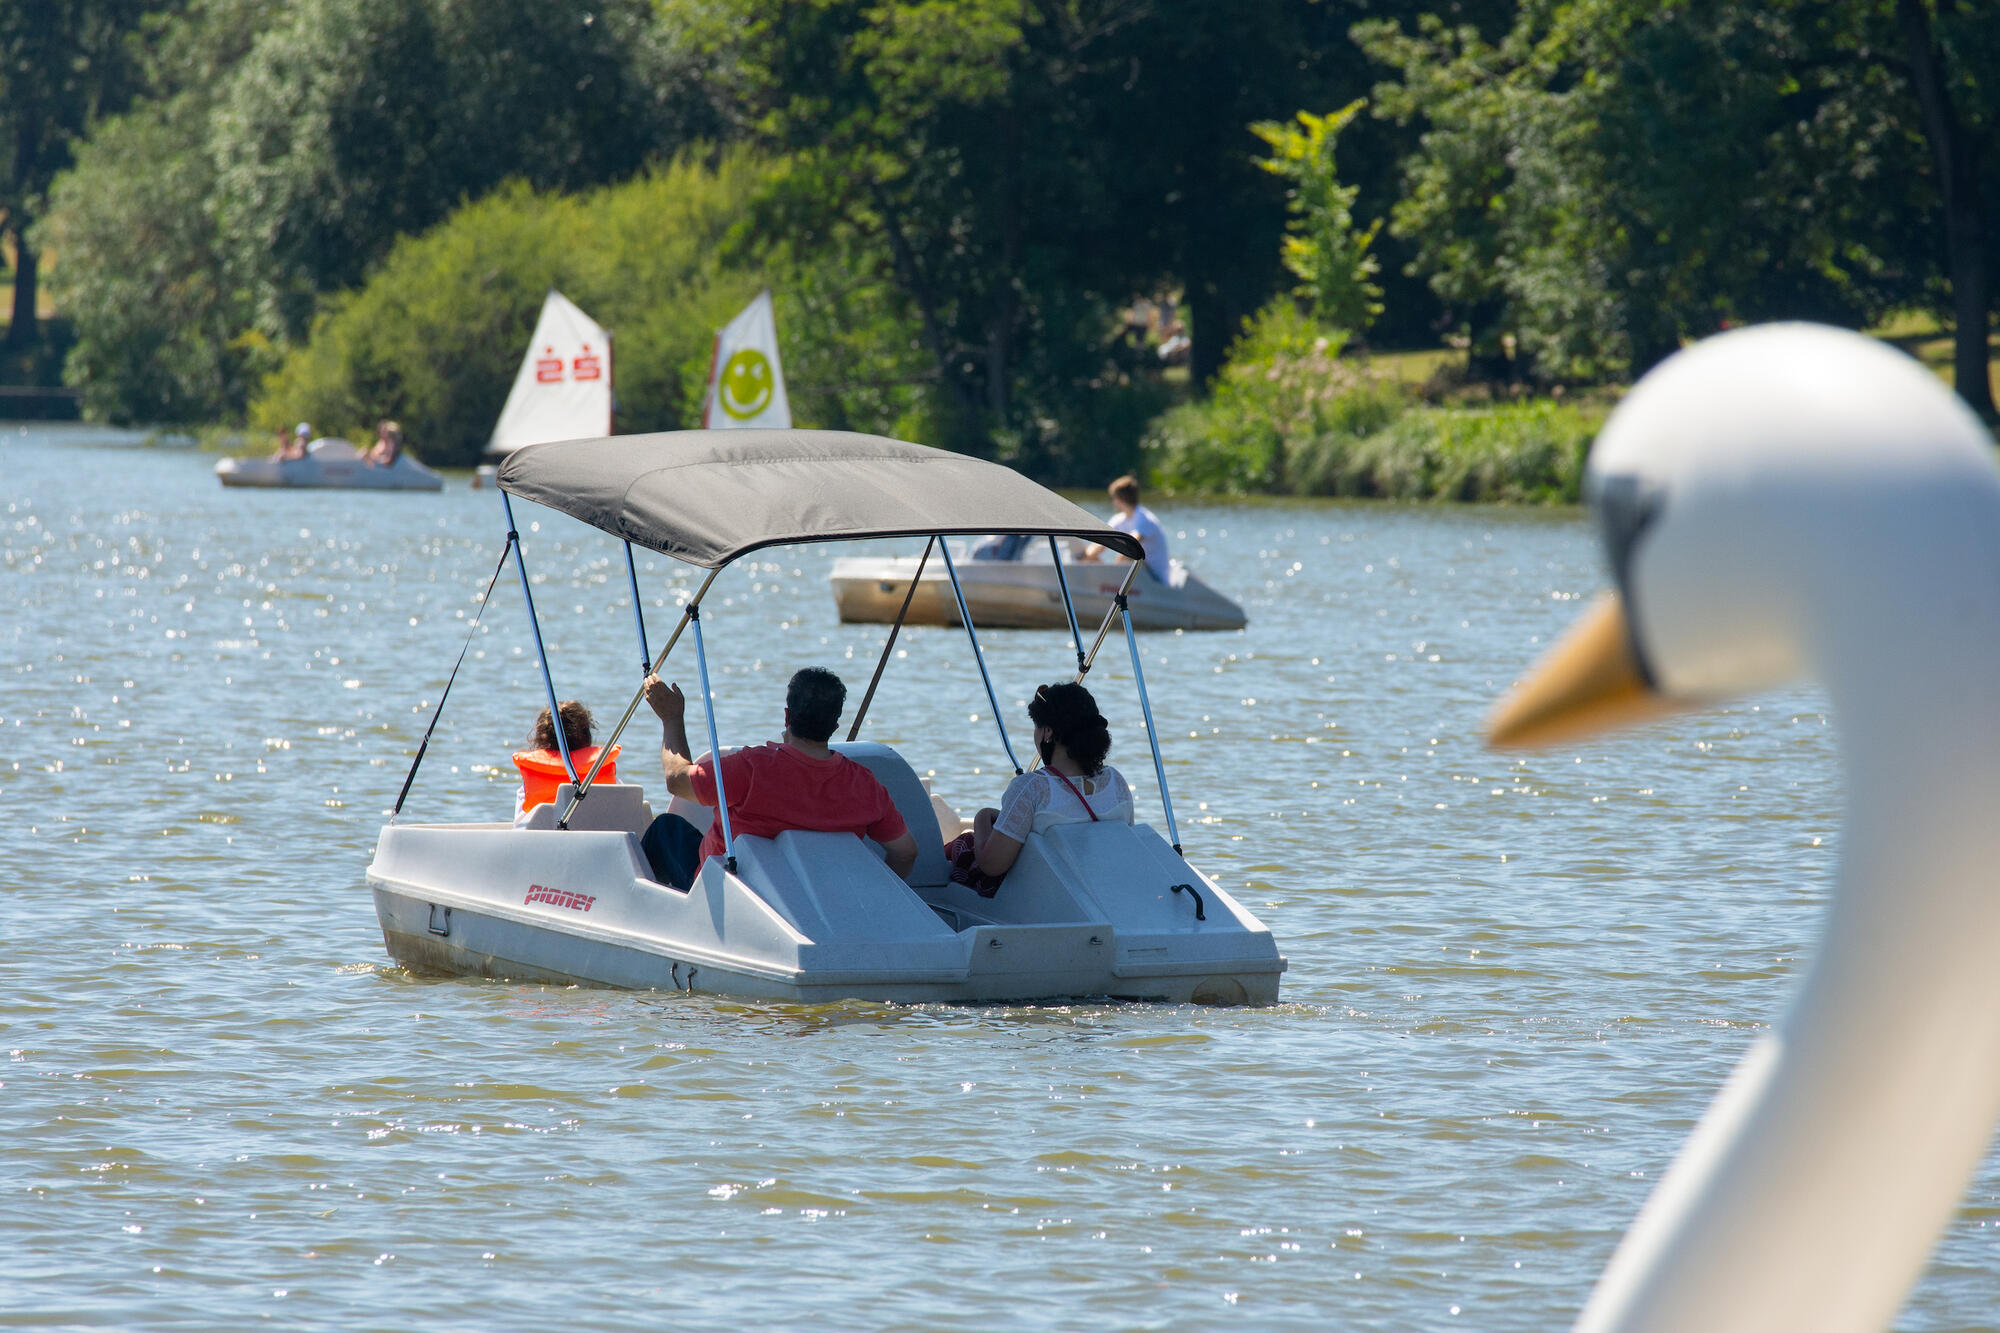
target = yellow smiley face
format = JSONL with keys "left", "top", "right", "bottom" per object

{"left": 718, "top": 348, "right": 774, "bottom": 420}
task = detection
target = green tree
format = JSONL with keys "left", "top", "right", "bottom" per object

{"left": 0, "top": 0, "right": 152, "bottom": 351}
{"left": 1894, "top": 0, "right": 1997, "bottom": 417}
{"left": 39, "top": 0, "right": 290, "bottom": 419}
{"left": 1357, "top": 6, "right": 1632, "bottom": 381}
{"left": 717, "top": 0, "right": 1370, "bottom": 477}
{"left": 1360, "top": 0, "right": 1998, "bottom": 407}
{"left": 43, "top": 0, "right": 720, "bottom": 421}
{"left": 41, "top": 98, "right": 259, "bottom": 422}
{"left": 1250, "top": 100, "right": 1383, "bottom": 335}
{"left": 253, "top": 149, "right": 935, "bottom": 465}
{"left": 208, "top": 0, "right": 715, "bottom": 343}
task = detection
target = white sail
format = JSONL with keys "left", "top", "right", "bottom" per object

{"left": 702, "top": 289, "right": 791, "bottom": 430}
{"left": 487, "top": 290, "right": 613, "bottom": 456}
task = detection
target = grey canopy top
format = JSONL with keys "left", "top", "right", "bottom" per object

{"left": 497, "top": 429, "right": 1146, "bottom": 568}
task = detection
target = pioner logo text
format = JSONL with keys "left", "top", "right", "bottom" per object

{"left": 525, "top": 884, "right": 597, "bottom": 912}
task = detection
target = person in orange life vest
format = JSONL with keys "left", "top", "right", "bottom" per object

{"left": 511, "top": 699, "right": 619, "bottom": 827}
{"left": 637, "top": 666, "right": 918, "bottom": 889}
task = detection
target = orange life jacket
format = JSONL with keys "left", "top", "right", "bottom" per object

{"left": 512, "top": 745, "right": 620, "bottom": 813}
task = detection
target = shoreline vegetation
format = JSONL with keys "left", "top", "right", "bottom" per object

{"left": 1143, "top": 303, "right": 1604, "bottom": 504}
{"left": 3, "top": 3, "right": 1998, "bottom": 508}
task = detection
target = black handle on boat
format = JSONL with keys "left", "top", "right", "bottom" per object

{"left": 1170, "top": 882, "right": 1206, "bottom": 922}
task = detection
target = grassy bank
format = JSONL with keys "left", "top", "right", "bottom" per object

{"left": 1143, "top": 306, "right": 1604, "bottom": 503}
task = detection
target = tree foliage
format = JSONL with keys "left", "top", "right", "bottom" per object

{"left": 1359, "top": 0, "right": 1998, "bottom": 403}
{"left": 1250, "top": 100, "right": 1383, "bottom": 335}
{"left": 28, "top": 0, "right": 2000, "bottom": 439}
{"left": 253, "top": 149, "right": 938, "bottom": 466}
{"left": 43, "top": 0, "right": 719, "bottom": 422}
{"left": 714, "top": 0, "right": 1357, "bottom": 475}
{"left": 0, "top": 0, "right": 153, "bottom": 349}
{"left": 209, "top": 0, "right": 716, "bottom": 342}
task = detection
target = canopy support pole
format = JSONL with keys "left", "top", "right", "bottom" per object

{"left": 622, "top": 542, "right": 650, "bottom": 675}
{"left": 1049, "top": 536, "right": 1086, "bottom": 673}
{"left": 1118, "top": 590, "right": 1182, "bottom": 855}
{"left": 1074, "top": 562, "right": 1140, "bottom": 683}
{"left": 688, "top": 605, "right": 737, "bottom": 873}
{"left": 939, "top": 541, "right": 1022, "bottom": 775}
{"left": 847, "top": 536, "right": 934, "bottom": 742}
{"left": 557, "top": 566, "right": 720, "bottom": 829}
{"left": 501, "top": 491, "right": 577, "bottom": 785}
{"left": 389, "top": 533, "right": 516, "bottom": 823}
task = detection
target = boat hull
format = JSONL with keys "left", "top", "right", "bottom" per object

{"left": 372, "top": 884, "right": 1275, "bottom": 1006}
{"left": 830, "top": 556, "right": 1248, "bottom": 632}
{"left": 216, "top": 444, "right": 443, "bottom": 491}
{"left": 366, "top": 746, "right": 1282, "bottom": 1006}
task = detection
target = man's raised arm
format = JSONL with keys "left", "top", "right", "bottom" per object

{"left": 643, "top": 674, "right": 700, "bottom": 801}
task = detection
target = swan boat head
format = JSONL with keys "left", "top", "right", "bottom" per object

{"left": 1490, "top": 322, "right": 2000, "bottom": 1332}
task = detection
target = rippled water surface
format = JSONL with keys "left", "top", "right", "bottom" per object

{"left": 5, "top": 425, "right": 1996, "bottom": 1330}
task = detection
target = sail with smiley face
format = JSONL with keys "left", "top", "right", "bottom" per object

{"left": 701, "top": 289, "right": 791, "bottom": 430}
{"left": 487, "top": 290, "right": 614, "bottom": 457}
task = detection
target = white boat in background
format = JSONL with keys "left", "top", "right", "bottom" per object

{"left": 215, "top": 436, "right": 443, "bottom": 491}
{"left": 368, "top": 428, "right": 1283, "bottom": 1005}
{"left": 830, "top": 543, "right": 1248, "bottom": 632}
{"left": 475, "top": 289, "right": 614, "bottom": 487}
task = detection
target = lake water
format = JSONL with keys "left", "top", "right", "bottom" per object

{"left": 4, "top": 424, "right": 1995, "bottom": 1330}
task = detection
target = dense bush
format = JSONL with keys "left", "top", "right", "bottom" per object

{"left": 1145, "top": 299, "right": 1600, "bottom": 502}
{"left": 1293, "top": 398, "right": 1599, "bottom": 502}
{"left": 255, "top": 147, "right": 952, "bottom": 466}
{"left": 1144, "top": 300, "right": 1401, "bottom": 493}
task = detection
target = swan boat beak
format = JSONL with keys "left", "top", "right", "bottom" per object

{"left": 1487, "top": 592, "right": 1681, "bottom": 748}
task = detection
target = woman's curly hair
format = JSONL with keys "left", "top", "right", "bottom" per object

{"left": 1028, "top": 682, "right": 1111, "bottom": 774}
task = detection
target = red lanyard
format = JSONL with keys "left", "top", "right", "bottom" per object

{"left": 1049, "top": 769, "right": 1100, "bottom": 821}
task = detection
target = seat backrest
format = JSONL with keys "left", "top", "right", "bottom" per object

{"left": 514, "top": 745, "right": 620, "bottom": 813}
{"left": 1037, "top": 820, "right": 1206, "bottom": 930}
{"left": 517, "top": 782, "right": 653, "bottom": 836}
{"left": 728, "top": 829, "right": 959, "bottom": 944}
{"left": 830, "top": 742, "right": 948, "bottom": 886}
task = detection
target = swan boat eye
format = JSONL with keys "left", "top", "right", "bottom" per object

{"left": 1588, "top": 472, "right": 1666, "bottom": 689}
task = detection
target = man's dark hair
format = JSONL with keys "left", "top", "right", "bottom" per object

{"left": 1109, "top": 474, "right": 1141, "bottom": 506}
{"left": 786, "top": 667, "right": 846, "bottom": 742}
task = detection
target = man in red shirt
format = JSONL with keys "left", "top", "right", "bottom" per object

{"left": 637, "top": 666, "right": 918, "bottom": 889}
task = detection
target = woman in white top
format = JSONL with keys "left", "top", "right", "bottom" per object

{"left": 968, "top": 681, "right": 1133, "bottom": 881}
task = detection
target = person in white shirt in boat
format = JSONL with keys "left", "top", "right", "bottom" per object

{"left": 947, "top": 681, "right": 1134, "bottom": 893}
{"left": 1080, "top": 474, "right": 1167, "bottom": 578}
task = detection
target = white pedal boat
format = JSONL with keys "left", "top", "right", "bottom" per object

{"left": 366, "top": 428, "right": 1284, "bottom": 1004}
{"left": 831, "top": 546, "right": 1248, "bottom": 632}
{"left": 217, "top": 436, "right": 443, "bottom": 490}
